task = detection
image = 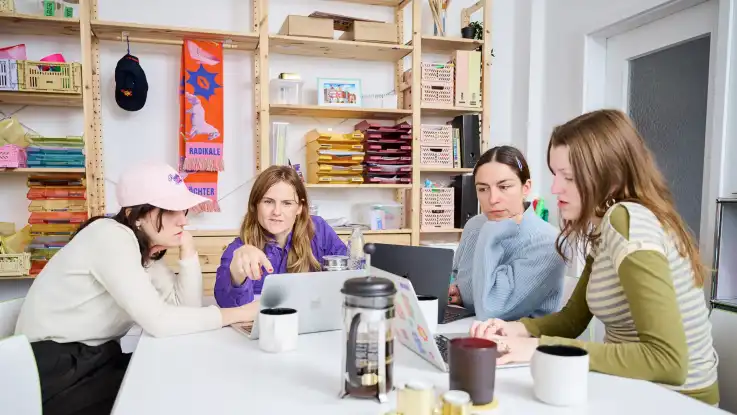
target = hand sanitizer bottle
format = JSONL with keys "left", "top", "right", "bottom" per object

{"left": 348, "top": 227, "right": 366, "bottom": 270}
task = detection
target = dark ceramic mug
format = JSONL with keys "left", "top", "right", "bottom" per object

{"left": 448, "top": 337, "right": 498, "bottom": 405}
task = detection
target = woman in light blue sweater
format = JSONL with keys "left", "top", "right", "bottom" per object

{"left": 449, "top": 146, "right": 565, "bottom": 321}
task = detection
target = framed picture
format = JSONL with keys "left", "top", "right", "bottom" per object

{"left": 317, "top": 78, "right": 362, "bottom": 107}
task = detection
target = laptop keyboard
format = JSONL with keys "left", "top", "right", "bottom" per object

{"left": 435, "top": 334, "right": 450, "bottom": 363}
{"left": 442, "top": 306, "right": 474, "bottom": 324}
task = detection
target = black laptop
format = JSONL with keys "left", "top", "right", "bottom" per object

{"left": 370, "top": 243, "right": 475, "bottom": 324}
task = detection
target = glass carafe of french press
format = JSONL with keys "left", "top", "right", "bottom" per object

{"left": 340, "top": 244, "right": 396, "bottom": 403}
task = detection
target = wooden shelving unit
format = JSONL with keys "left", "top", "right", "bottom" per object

{"left": 270, "top": 104, "right": 412, "bottom": 120}
{"left": 305, "top": 183, "right": 412, "bottom": 189}
{"left": 0, "top": 168, "right": 86, "bottom": 174}
{"left": 421, "top": 104, "right": 483, "bottom": 117}
{"left": 0, "top": 12, "right": 80, "bottom": 37}
{"left": 413, "top": 35, "right": 483, "bottom": 53}
{"left": 0, "top": 91, "right": 83, "bottom": 107}
{"left": 91, "top": 20, "right": 259, "bottom": 49}
{"left": 421, "top": 228, "right": 464, "bottom": 234}
{"left": 420, "top": 167, "right": 474, "bottom": 173}
{"left": 270, "top": 35, "right": 412, "bottom": 61}
{"left": 1, "top": 0, "right": 491, "bottom": 271}
{"left": 266, "top": 1, "right": 490, "bottom": 246}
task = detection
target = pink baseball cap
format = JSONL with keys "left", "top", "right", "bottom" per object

{"left": 116, "top": 162, "right": 209, "bottom": 211}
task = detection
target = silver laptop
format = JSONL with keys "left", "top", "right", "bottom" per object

{"left": 372, "top": 267, "right": 530, "bottom": 372}
{"left": 231, "top": 269, "right": 365, "bottom": 340}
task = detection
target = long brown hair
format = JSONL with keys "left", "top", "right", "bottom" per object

{"left": 239, "top": 165, "right": 320, "bottom": 273}
{"left": 547, "top": 109, "right": 706, "bottom": 286}
{"left": 72, "top": 205, "right": 169, "bottom": 267}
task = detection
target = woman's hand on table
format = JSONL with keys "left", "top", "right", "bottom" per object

{"left": 470, "top": 318, "right": 531, "bottom": 338}
{"left": 229, "top": 244, "right": 274, "bottom": 286}
{"left": 220, "top": 299, "right": 261, "bottom": 326}
{"left": 489, "top": 336, "right": 539, "bottom": 365}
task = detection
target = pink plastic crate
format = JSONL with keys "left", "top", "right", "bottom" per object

{"left": 421, "top": 62, "right": 454, "bottom": 85}
{"left": 0, "top": 144, "right": 27, "bottom": 168}
{"left": 420, "top": 124, "right": 453, "bottom": 147}
{"left": 421, "top": 207, "right": 454, "bottom": 230}
{"left": 421, "top": 187, "right": 454, "bottom": 208}
{"left": 420, "top": 145, "right": 453, "bottom": 167}
{"left": 421, "top": 84, "right": 454, "bottom": 105}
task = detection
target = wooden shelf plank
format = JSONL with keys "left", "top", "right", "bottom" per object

{"left": 0, "top": 276, "right": 35, "bottom": 280}
{"left": 305, "top": 183, "right": 412, "bottom": 189}
{"left": 421, "top": 228, "right": 463, "bottom": 234}
{"left": 420, "top": 167, "right": 474, "bottom": 173}
{"left": 270, "top": 104, "right": 412, "bottom": 120}
{"left": 0, "top": 167, "right": 85, "bottom": 174}
{"left": 91, "top": 20, "right": 259, "bottom": 50}
{"left": 335, "top": 228, "right": 412, "bottom": 235}
{"left": 0, "top": 91, "right": 83, "bottom": 107}
{"left": 421, "top": 104, "right": 482, "bottom": 117}
{"left": 270, "top": 35, "right": 412, "bottom": 61}
{"left": 326, "top": 0, "right": 404, "bottom": 5}
{"left": 414, "top": 36, "right": 483, "bottom": 53}
{"left": 0, "top": 12, "right": 80, "bottom": 37}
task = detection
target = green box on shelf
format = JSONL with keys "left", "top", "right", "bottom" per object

{"left": 43, "top": 0, "right": 54, "bottom": 17}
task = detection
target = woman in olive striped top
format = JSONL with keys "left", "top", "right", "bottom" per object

{"left": 470, "top": 109, "right": 719, "bottom": 406}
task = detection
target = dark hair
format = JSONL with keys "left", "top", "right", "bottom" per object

{"left": 72, "top": 204, "right": 169, "bottom": 267}
{"left": 473, "top": 145, "right": 531, "bottom": 183}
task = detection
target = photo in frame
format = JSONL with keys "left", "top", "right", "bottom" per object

{"left": 317, "top": 78, "right": 362, "bottom": 107}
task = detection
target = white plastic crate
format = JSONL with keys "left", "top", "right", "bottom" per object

{"left": 421, "top": 187, "right": 454, "bottom": 208}
{"left": 420, "top": 124, "right": 453, "bottom": 147}
{"left": 421, "top": 62, "right": 454, "bottom": 85}
{"left": 0, "top": 59, "right": 19, "bottom": 91}
{"left": 420, "top": 145, "right": 453, "bottom": 167}
{"left": 421, "top": 207, "right": 454, "bottom": 230}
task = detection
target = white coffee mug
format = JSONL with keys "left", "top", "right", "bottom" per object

{"left": 417, "top": 295, "right": 438, "bottom": 333}
{"left": 530, "top": 345, "right": 589, "bottom": 406}
{"left": 258, "top": 308, "right": 298, "bottom": 353}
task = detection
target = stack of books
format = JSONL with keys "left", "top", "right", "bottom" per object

{"left": 305, "top": 129, "right": 365, "bottom": 185}
{"left": 26, "top": 135, "right": 85, "bottom": 169}
{"left": 26, "top": 174, "right": 87, "bottom": 275}
{"left": 355, "top": 121, "right": 412, "bottom": 185}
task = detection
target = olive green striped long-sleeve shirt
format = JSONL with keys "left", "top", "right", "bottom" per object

{"left": 520, "top": 202, "right": 719, "bottom": 405}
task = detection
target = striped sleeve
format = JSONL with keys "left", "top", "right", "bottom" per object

{"left": 538, "top": 205, "right": 690, "bottom": 386}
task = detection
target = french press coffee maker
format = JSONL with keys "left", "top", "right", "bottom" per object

{"left": 340, "top": 243, "right": 397, "bottom": 403}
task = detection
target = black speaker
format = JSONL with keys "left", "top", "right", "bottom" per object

{"left": 452, "top": 173, "right": 479, "bottom": 228}
{"left": 452, "top": 114, "right": 481, "bottom": 168}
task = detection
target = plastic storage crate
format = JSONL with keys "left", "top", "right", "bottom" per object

{"left": 421, "top": 84, "right": 453, "bottom": 105}
{"left": 17, "top": 60, "right": 82, "bottom": 94}
{"left": 421, "top": 187, "right": 454, "bottom": 208}
{"left": 0, "top": 144, "right": 27, "bottom": 168}
{"left": 421, "top": 207, "right": 454, "bottom": 230}
{"left": 0, "top": 59, "right": 18, "bottom": 91}
{"left": 0, "top": 0, "right": 14, "bottom": 13}
{"left": 420, "top": 124, "right": 453, "bottom": 147}
{"left": 421, "top": 62, "right": 454, "bottom": 85}
{"left": 420, "top": 145, "right": 453, "bottom": 167}
{"left": 0, "top": 253, "right": 31, "bottom": 277}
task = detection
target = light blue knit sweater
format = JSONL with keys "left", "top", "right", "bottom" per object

{"left": 454, "top": 207, "right": 565, "bottom": 321}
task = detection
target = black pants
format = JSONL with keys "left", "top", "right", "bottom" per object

{"left": 31, "top": 340, "right": 131, "bottom": 415}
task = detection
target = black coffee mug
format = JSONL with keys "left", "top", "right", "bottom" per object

{"left": 260, "top": 307, "right": 297, "bottom": 316}
{"left": 448, "top": 337, "right": 498, "bottom": 405}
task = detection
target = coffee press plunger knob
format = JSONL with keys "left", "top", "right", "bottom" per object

{"left": 364, "top": 243, "right": 375, "bottom": 275}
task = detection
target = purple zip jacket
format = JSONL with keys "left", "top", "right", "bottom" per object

{"left": 214, "top": 215, "right": 347, "bottom": 307}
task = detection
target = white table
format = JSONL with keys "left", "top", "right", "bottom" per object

{"left": 112, "top": 318, "right": 727, "bottom": 414}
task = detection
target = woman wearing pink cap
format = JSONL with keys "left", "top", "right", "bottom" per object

{"left": 15, "top": 162, "right": 257, "bottom": 415}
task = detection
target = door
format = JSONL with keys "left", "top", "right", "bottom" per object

{"left": 604, "top": 0, "right": 718, "bottom": 245}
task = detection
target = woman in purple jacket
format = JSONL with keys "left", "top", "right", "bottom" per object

{"left": 215, "top": 165, "right": 347, "bottom": 307}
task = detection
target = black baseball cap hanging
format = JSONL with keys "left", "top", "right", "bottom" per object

{"left": 115, "top": 37, "right": 148, "bottom": 111}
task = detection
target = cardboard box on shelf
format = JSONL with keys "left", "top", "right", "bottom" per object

{"left": 278, "top": 15, "right": 334, "bottom": 39}
{"left": 339, "top": 21, "right": 399, "bottom": 44}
